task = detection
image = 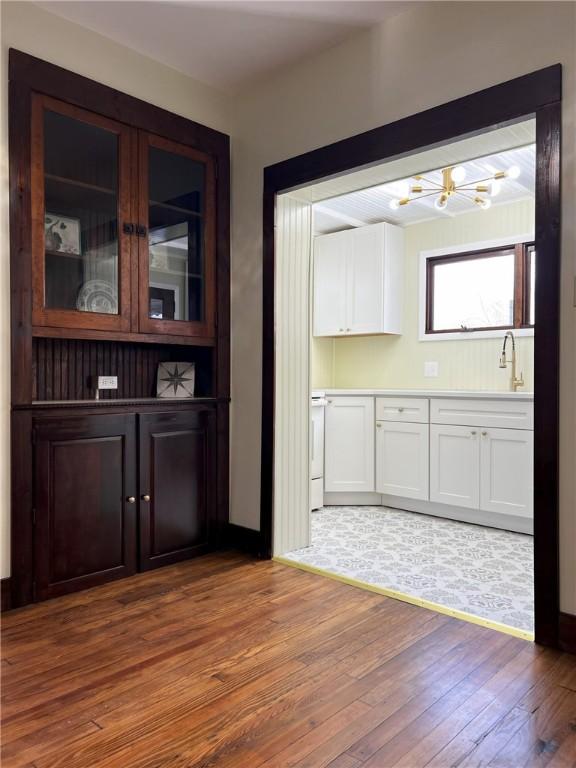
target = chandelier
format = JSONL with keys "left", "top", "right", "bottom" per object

{"left": 389, "top": 164, "right": 521, "bottom": 212}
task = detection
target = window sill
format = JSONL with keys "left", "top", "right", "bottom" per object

{"left": 419, "top": 328, "right": 535, "bottom": 342}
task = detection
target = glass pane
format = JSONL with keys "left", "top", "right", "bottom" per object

{"left": 43, "top": 110, "right": 119, "bottom": 314}
{"left": 148, "top": 146, "right": 205, "bottom": 322}
{"left": 432, "top": 251, "right": 515, "bottom": 331}
{"left": 528, "top": 246, "right": 536, "bottom": 326}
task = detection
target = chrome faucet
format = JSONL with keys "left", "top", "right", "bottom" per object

{"left": 499, "top": 331, "right": 524, "bottom": 391}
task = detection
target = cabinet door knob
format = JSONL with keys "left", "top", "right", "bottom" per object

{"left": 398, "top": 407, "right": 404, "bottom": 412}
{"left": 376, "top": 422, "right": 382, "bottom": 428}
{"left": 127, "top": 496, "right": 136, "bottom": 504}
{"left": 470, "top": 431, "right": 477, "bottom": 436}
{"left": 482, "top": 431, "right": 488, "bottom": 437}
{"left": 141, "top": 494, "right": 151, "bottom": 502}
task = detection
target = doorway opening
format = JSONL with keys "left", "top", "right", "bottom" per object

{"left": 261, "top": 67, "right": 561, "bottom": 648}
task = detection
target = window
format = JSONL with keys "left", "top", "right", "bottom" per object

{"left": 426, "top": 243, "right": 535, "bottom": 334}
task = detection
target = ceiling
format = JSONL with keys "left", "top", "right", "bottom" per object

{"left": 301, "top": 120, "right": 536, "bottom": 235}
{"left": 35, "top": 1, "right": 419, "bottom": 91}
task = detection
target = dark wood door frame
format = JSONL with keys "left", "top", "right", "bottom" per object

{"left": 260, "top": 65, "right": 562, "bottom": 648}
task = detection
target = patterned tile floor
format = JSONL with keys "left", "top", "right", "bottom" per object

{"left": 284, "top": 506, "right": 534, "bottom": 633}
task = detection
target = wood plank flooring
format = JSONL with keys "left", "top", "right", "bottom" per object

{"left": 2, "top": 552, "right": 575, "bottom": 768}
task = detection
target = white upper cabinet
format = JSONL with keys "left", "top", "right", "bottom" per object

{"left": 324, "top": 397, "right": 375, "bottom": 493}
{"left": 313, "top": 222, "right": 404, "bottom": 337}
{"left": 313, "top": 231, "right": 348, "bottom": 336}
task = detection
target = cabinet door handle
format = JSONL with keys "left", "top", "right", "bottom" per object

{"left": 126, "top": 496, "right": 136, "bottom": 504}
{"left": 122, "top": 223, "right": 135, "bottom": 235}
{"left": 376, "top": 422, "right": 382, "bottom": 428}
{"left": 470, "top": 431, "right": 477, "bottom": 437}
{"left": 482, "top": 431, "right": 488, "bottom": 437}
{"left": 136, "top": 225, "right": 147, "bottom": 237}
{"left": 141, "top": 494, "right": 151, "bottom": 502}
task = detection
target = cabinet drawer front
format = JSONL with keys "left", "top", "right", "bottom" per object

{"left": 376, "top": 397, "right": 429, "bottom": 423}
{"left": 430, "top": 398, "right": 533, "bottom": 430}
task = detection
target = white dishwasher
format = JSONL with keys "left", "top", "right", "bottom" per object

{"left": 310, "top": 392, "right": 327, "bottom": 511}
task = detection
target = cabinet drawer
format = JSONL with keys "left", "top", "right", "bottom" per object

{"left": 376, "top": 397, "right": 429, "bottom": 424}
{"left": 430, "top": 398, "right": 533, "bottom": 430}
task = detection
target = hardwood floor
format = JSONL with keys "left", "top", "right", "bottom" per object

{"left": 2, "top": 552, "right": 575, "bottom": 768}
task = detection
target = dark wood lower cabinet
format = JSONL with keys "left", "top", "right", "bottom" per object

{"left": 31, "top": 405, "right": 217, "bottom": 602}
{"left": 138, "top": 410, "right": 215, "bottom": 570}
{"left": 33, "top": 413, "right": 138, "bottom": 600}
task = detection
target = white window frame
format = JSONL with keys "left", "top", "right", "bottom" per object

{"left": 419, "top": 232, "right": 536, "bottom": 342}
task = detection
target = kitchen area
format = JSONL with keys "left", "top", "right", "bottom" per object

{"left": 283, "top": 125, "right": 536, "bottom": 637}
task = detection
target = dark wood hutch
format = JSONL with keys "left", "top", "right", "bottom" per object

{"left": 8, "top": 50, "right": 230, "bottom": 607}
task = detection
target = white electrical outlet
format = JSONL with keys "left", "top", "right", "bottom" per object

{"left": 97, "top": 376, "right": 118, "bottom": 390}
{"left": 424, "top": 361, "right": 439, "bottom": 378}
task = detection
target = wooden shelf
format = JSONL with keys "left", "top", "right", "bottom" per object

{"left": 150, "top": 200, "right": 203, "bottom": 217}
{"left": 32, "top": 325, "right": 216, "bottom": 347}
{"left": 45, "top": 173, "right": 116, "bottom": 196}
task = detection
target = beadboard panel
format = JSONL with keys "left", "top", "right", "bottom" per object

{"left": 273, "top": 195, "right": 311, "bottom": 555}
{"left": 32, "top": 338, "right": 213, "bottom": 401}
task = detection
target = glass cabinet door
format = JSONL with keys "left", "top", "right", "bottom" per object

{"left": 137, "top": 132, "right": 216, "bottom": 338}
{"left": 31, "top": 95, "right": 132, "bottom": 331}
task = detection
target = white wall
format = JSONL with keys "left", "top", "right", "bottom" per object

{"left": 230, "top": 2, "right": 576, "bottom": 613}
{"left": 313, "top": 199, "right": 535, "bottom": 392}
{"left": 0, "top": 2, "right": 232, "bottom": 578}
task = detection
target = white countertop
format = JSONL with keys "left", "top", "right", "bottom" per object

{"left": 314, "top": 388, "right": 534, "bottom": 401}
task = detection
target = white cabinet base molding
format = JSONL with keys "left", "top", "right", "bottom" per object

{"left": 381, "top": 494, "right": 533, "bottom": 535}
{"left": 321, "top": 493, "right": 533, "bottom": 535}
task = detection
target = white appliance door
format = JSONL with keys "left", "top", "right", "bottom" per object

{"left": 310, "top": 404, "right": 325, "bottom": 480}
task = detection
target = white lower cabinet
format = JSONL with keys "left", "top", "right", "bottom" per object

{"left": 430, "top": 423, "right": 533, "bottom": 519}
{"left": 480, "top": 428, "right": 533, "bottom": 518}
{"left": 430, "top": 424, "right": 480, "bottom": 509}
{"left": 376, "top": 421, "right": 429, "bottom": 500}
{"left": 324, "top": 397, "right": 375, "bottom": 493}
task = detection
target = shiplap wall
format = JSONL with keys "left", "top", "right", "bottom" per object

{"left": 273, "top": 194, "right": 312, "bottom": 555}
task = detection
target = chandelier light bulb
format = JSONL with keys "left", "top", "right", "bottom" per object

{"left": 434, "top": 196, "right": 448, "bottom": 210}
{"left": 476, "top": 197, "right": 492, "bottom": 210}
{"left": 506, "top": 165, "right": 521, "bottom": 180}
{"left": 397, "top": 180, "right": 411, "bottom": 198}
{"left": 389, "top": 199, "right": 400, "bottom": 210}
{"left": 451, "top": 166, "right": 467, "bottom": 184}
{"left": 489, "top": 180, "right": 502, "bottom": 197}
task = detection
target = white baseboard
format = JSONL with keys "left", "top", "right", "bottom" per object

{"left": 323, "top": 492, "right": 383, "bottom": 506}
{"left": 322, "top": 492, "right": 533, "bottom": 535}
